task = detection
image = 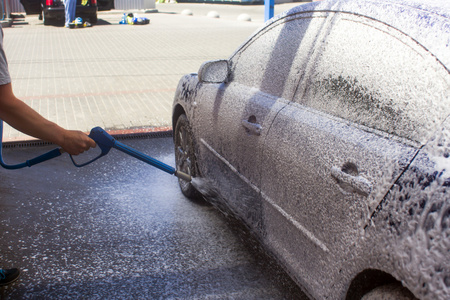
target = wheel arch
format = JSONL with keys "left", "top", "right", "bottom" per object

{"left": 345, "top": 269, "right": 404, "bottom": 300}
{"left": 172, "top": 104, "right": 186, "bottom": 134}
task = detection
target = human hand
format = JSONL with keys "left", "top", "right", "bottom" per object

{"left": 61, "top": 130, "right": 96, "bottom": 155}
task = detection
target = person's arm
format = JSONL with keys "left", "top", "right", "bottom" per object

{"left": 0, "top": 83, "right": 95, "bottom": 155}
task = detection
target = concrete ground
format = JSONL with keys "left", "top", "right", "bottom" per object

{"left": 2, "top": 2, "right": 303, "bottom": 142}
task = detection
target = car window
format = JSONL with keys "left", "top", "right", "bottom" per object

{"left": 229, "top": 13, "right": 327, "bottom": 100}
{"left": 294, "top": 13, "right": 450, "bottom": 144}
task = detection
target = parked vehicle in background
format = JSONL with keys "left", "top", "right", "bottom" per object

{"left": 42, "top": 0, "right": 97, "bottom": 25}
{"left": 19, "top": 0, "right": 114, "bottom": 25}
{"left": 96, "top": 0, "right": 114, "bottom": 11}
{"left": 172, "top": 0, "right": 450, "bottom": 299}
{"left": 19, "top": 0, "right": 42, "bottom": 17}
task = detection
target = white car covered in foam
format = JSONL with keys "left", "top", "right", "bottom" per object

{"left": 172, "top": 0, "right": 450, "bottom": 299}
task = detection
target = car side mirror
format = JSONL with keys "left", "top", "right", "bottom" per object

{"left": 198, "top": 60, "right": 229, "bottom": 83}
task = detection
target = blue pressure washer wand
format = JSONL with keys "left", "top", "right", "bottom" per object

{"left": 79, "top": 127, "right": 192, "bottom": 182}
{"left": 0, "top": 120, "right": 192, "bottom": 182}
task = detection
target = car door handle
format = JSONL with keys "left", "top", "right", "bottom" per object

{"left": 331, "top": 166, "right": 372, "bottom": 196}
{"left": 242, "top": 119, "right": 262, "bottom": 136}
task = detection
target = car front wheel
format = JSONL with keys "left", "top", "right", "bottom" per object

{"left": 174, "top": 114, "right": 201, "bottom": 199}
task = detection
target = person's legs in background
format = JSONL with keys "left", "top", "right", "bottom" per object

{"left": 64, "top": 0, "right": 76, "bottom": 27}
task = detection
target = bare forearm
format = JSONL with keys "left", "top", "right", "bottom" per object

{"left": 0, "top": 96, "right": 66, "bottom": 145}
{"left": 0, "top": 83, "right": 96, "bottom": 155}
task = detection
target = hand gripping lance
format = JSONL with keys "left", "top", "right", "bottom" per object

{"left": 78, "top": 127, "right": 192, "bottom": 182}
{"left": 0, "top": 121, "right": 191, "bottom": 182}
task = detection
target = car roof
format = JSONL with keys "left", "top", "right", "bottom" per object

{"left": 269, "top": 0, "right": 450, "bottom": 71}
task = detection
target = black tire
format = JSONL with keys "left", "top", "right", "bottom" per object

{"left": 174, "top": 114, "right": 201, "bottom": 199}
{"left": 42, "top": 13, "right": 50, "bottom": 25}
{"left": 89, "top": 14, "right": 98, "bottom": 24}
{"left": 361, "top": 283, "right": 418, "bottom": 300}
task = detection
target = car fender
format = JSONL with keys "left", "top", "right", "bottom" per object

{"left": 172, "top": 74, "right": 200, "bottom": 126}
{"left": 354, "top": 120, "right": 450, "bottom": 300}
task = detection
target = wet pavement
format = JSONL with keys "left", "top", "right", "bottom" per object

{"left": 0, "top": 137, "right": 307, "bottom": 299}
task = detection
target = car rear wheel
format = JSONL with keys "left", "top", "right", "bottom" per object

{"left": 42, "top": 13, "right": 51, "bottom": 25}
{"left": 361, "top": 283, "right": 417, "bottom": 300}
{"left": 174, "top": 114, "right": 201, "bottom": 199}
{"left": 89, "top": 14, "right": 98, "bottom": 24}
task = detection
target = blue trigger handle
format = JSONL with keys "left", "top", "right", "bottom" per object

{"left": 88, "top": 127, "right": 115, "bottom": 155}
{"left": 76, "top": 126, "right": 176, "bottom": 175}
{"left": 70, "top": 127, "right": 114, "bottom": 167}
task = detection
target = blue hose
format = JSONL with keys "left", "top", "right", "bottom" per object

{"left": 0, "top": 120, "right": 62, "bottom": 169}
{"left": 0, "top": 122, "right": 191, "bottom": 181}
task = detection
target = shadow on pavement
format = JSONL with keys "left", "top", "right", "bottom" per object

{"left": 92, "top": 19, "right": 113, "bottom": 26}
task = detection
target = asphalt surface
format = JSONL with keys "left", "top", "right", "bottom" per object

{"left": 0, "top": 137, "right": 308, "bottom": 299}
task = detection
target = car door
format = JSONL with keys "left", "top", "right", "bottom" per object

{"left": 260, "top": 12, "right": 450, "bottom": 292}
{"left": 193, "top": 13, "right": 326, "bottom": 232}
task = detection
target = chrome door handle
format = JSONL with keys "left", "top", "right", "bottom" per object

{"left": 242, "top": 120, "right": 262, "bottom": 136}
{"left": 331, "top": 166, "right": 372, "bottom": 196}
